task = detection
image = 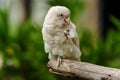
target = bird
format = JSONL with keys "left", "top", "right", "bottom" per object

{"left": 42, "top": 6, "right": 81, "bottom": 67}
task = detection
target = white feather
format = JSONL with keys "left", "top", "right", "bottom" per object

{"left": 42, "top": 6, "right": 81, "bottom": 60}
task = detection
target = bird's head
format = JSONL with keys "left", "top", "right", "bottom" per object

{"left": 44, "top": 6, "right": 71, "bottom": 27}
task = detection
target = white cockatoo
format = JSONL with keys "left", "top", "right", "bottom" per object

{"left": 42, "top": 6, "right": 81, "bottom": 67}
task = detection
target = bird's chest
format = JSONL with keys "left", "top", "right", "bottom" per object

{"left": 47, "top": 28, "right": 66, "bottom": 42}
{"left": 51, "top": 32, "right": 68, "bottom": 45}
{"left": 45, "top": 26, "right": 71, "bottom": 47}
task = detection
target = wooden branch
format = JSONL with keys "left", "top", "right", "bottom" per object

{"left": 47, "top": 59, "right": 120, "bottom": 80}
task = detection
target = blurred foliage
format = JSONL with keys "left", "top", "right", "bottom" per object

{"left": 0, "top": 10, "right": 56, "bottom": 80}
{"left": 79, "top": 15, "right": 120, "bottom": 68}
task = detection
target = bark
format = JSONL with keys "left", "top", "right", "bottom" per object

{"left": 48, "top": 59, "right": 120, "bottom": 80}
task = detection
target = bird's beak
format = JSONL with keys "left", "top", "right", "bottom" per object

{"left": 63, "top": 15, "right": 70, "bottom": 26}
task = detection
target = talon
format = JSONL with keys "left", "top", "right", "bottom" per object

{"left": 57, "top": 56, "right": 61, "bottom": 68}
{"left": 64, "top": 31, "right": 69, "bottom": 40}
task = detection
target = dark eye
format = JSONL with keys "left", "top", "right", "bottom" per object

{"left": 60, "top": 14, "right": 63, "bottom": 17}
{"left": 58, "top": 14, "right": 64, "bottom": 19}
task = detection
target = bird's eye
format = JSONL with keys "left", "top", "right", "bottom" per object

{"left": 58, "top": 14, "right": 64, "bottom": 19}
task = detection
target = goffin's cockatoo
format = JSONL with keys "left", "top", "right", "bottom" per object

{"left": 42, "top": 6, "right": 81, "bottom": 67}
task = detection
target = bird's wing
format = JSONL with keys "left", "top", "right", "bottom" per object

{"left": 44, "top": 42, "right": 49, "bottom": 53}
{"left": 69, "top": 22, "right": 80, "bottom": 48}
{"left": 42, "top": 25, "right": 50, "bottom": 53}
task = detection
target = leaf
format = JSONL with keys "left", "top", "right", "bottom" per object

{"left": 109, "top": 15, "right": 120, "bottom": 30}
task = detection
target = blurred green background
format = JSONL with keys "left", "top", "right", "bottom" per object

{"left": 0, "top": 0, "right": 120, "bottom": 80}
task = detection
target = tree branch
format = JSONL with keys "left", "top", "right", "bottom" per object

{"left": 47, "top": 59, "right": 120, "bottom": 80}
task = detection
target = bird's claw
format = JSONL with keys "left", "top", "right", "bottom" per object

{"left": 64, "top": 30, "right": 70, "bottom": 40}
{"left": 57, "top": 56, "right": 61, "bottom": 68}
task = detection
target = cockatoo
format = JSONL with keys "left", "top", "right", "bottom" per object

{"left": 42, "top": 6, "right": 81, "bottom": 67}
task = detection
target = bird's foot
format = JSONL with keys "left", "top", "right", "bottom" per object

{"left": 64, "top": 30, "right": 70, "bottom": 40}
{"left": 57, "top": 56, "right": 62, "bottom": 68}
{"left": 57, "top": 58, "right": 70, "bottom": 71}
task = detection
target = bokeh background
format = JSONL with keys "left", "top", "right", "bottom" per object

{"left": 0, "top": 0, "right": 120, "bottom": 80}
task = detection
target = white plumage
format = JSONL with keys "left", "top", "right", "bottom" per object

{"left": 42, "top": 6, "right": 81, "bottom": 63}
